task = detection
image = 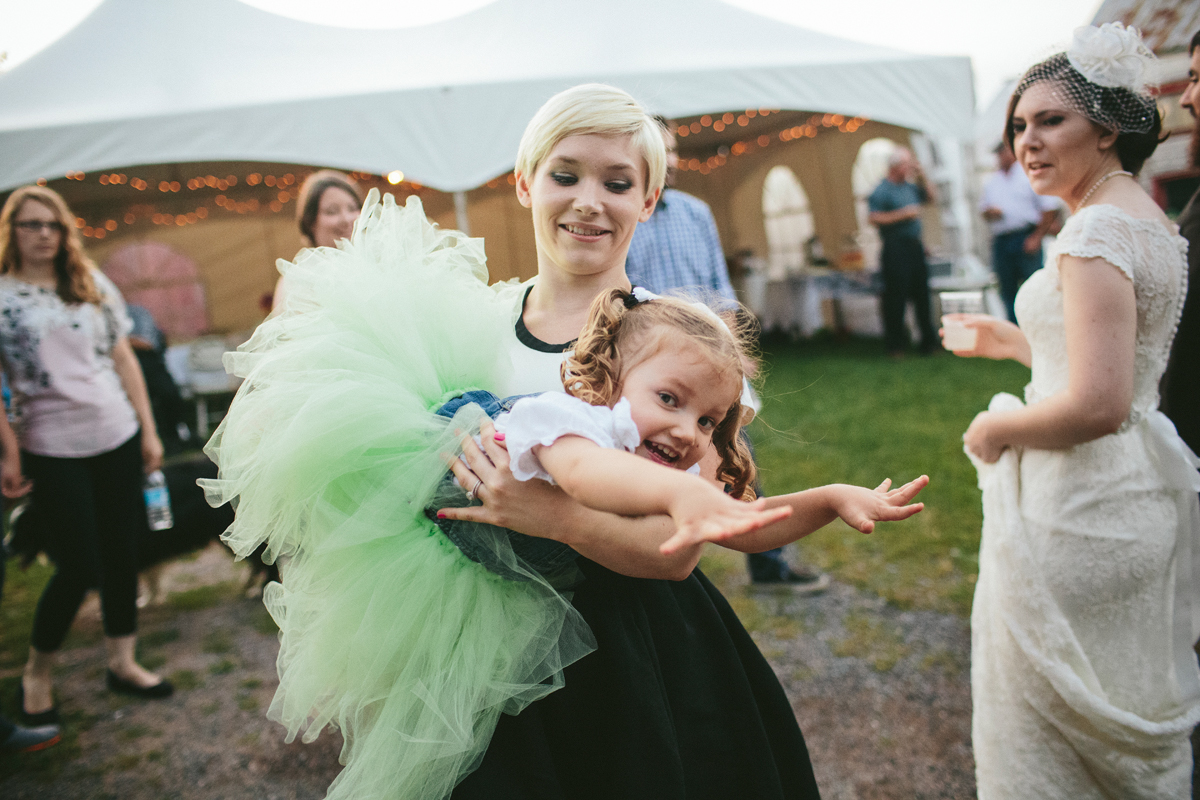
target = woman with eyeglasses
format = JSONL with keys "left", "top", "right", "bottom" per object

{"left": 0, "top": 185, "right": 172, "bottom": 728}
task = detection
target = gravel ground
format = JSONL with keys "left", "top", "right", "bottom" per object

{"left": 743, "top": 581, "right": 974, "bottom": 799}
{"left": 0, "top": 543, "right": 975, "bottom": 799}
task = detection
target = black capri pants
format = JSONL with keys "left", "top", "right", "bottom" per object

{"left": 22, "top": 432, "right": 145, "bottom": 651}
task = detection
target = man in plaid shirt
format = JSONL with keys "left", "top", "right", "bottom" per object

{"left": 624, "top": 185, "right": 736, "bottom": 303}
{"left": 626, "top": 120, "right": 829, "bottom": 592}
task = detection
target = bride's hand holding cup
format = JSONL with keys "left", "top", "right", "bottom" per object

{"left": 939, "top": 290, "right": 987, "bottom": 353}
{"left": 940, "top": 314, "right": 1027, "bottom": 362}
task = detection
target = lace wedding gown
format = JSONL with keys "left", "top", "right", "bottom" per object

{"left": 970, "top": 205, "right": 1200, "bottom": 799}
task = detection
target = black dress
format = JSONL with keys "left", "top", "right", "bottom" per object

{"left": 451, "top": 557, "right": 821, "bottom": 799}
{"left": 453, "top": 286, "right": 821, "bottom": 798}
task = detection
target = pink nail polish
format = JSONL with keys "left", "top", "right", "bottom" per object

{"left": 493, "top": 433, "right": 506, "bottom": 442}
{"left": 436, "top": 512, "right": 447, "bottom": 519}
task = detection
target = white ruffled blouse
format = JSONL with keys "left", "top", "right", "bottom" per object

{"left": 494, "top": 393, "right": 642, "bottom": 484}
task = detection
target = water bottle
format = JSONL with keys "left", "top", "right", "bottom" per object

{"left": 144, "top": 470, "right": 174, "bottom": 531}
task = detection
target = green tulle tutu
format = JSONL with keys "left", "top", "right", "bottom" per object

{"left": 199, "top": 191, "right": 595, "bottom": 800}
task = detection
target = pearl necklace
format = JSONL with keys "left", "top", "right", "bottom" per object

{"left": 1076, "top": 169, "right": 1132, "bottom": 210}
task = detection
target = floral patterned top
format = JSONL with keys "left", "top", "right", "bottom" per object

{"left": 0, "top": 270, "right": 138, "bottom": 457}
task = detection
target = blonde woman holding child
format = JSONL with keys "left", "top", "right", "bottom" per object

{"left": 204, "top": 84, "right": 926, "bottom": 800}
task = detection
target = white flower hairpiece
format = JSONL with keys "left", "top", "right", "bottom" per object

{"left": 1067, "top": 22, "right": 1155, "bottom": 94}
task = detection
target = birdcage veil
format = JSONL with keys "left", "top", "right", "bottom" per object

{"left": 1014, "top": 22, "right": 1158, "bottom": 135}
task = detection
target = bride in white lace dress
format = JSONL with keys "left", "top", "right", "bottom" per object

{"left": 948, "top": 24, "right": 1200, "bottom": 799}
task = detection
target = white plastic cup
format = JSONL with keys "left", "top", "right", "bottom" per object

{"left": 939, "top": 290, "right": 985, "bottom": 315}
{"left": 939, "top": 291, "right": 985, "bottom": 352}
{"left": 941, "top": 317, "right": 978, "bottom": 351}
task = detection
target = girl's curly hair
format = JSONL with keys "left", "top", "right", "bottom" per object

{"left": 562, "top": 288, "right": 760, "bottom": 500}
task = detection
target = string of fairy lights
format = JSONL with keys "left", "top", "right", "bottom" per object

{"left": 40, "top": 168, "right": 423, "bottom": 239}
{"left": 674, "top": 110, "right": 869, "bottom": 175}
{"left": 41, "top": 107, "right": 869, "bottom": 237}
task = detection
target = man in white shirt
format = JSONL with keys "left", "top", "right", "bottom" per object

{"left": 979, "top": 143, "right": 1060, "bottom": 321}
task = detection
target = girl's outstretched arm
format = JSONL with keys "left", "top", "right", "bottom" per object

{"left": 437, "top": 421, "right": 715, "bottom": 581}
{"left": 536, "top": 436, "right": 792, "bottom": 542}
{"left": 660, "top": 475, "right": 928, "bottom": 555}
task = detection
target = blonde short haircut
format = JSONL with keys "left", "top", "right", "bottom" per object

{"left": 515, "top": 84, "right": 667, "bottom": 197}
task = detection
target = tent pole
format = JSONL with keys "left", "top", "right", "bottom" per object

{"left": 453, "top": 190, "right": 471, "bottom": 235}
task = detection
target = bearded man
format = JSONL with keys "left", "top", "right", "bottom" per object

{"left": 1164, "top": 30, "right": 1200, "bottom": 453}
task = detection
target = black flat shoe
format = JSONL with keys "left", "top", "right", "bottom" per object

{"left": 16, "top": 683, "right": 60, "bottom": 727}
{"left": 106, "top": 670, "right": 174, "bottom": 700}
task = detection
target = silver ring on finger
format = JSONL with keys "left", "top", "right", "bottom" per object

{"left": 468, "top": 478, "right": 482, "bottom": 501}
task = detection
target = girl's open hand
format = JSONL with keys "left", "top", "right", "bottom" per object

{"left": 659, "top": 492, "right": 792, "bottom": 555}
{"left": 834, "top": 475, "right": 929, "bottom": 533}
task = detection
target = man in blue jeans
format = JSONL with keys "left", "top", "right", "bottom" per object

{"left": 979, "top": 142, "right": 1060, "bottom": 322}
{"left": 627, "top": 118, "right": 828, "bottom": 591}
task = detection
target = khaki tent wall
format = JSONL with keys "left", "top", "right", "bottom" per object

{"left": 86, "top": 215, "right": 300, "bottom": 336}
{"left": 20, "top": 166, "right": 472, "bottom": 339}
{"left": 54, "top": 176, "right": 534, "bottom": 340}
{"left": 37, "top": 118, "right": 942, "bottom": 339}
{"left": 461, "top": 182, "right": 536, "bottom": 285}
{"left": 674, "top": 121, "right": 944, "bottom": 273}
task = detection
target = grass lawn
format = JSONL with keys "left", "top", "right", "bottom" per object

{"left": 0, "top": 556, "right": 55, "bottom": 675}
{"left": 0, "top": 334, "right": 1025, "bottom": 676}
{"left": 746, "top": 334, "right": 1029, "bottom": 617}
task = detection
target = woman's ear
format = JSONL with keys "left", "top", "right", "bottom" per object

{"left": 1096, "top": 124, "right": 1119, "bottom": 153}
{"left": 639, "top": 187, "right": 660, "bottom": 222}
{"left": 515, "top": 171, "right": 533, "bottom": 209}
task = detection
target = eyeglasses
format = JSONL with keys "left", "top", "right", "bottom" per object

{"left": 14, "top": 221, "right": 65, "bottom": 233}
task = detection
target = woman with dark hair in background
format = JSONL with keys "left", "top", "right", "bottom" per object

{"left": 946, "top": 24, "right": 1200, "bottom": 799}
{"left": 271, "top": 169, "right": 363, "bottom": 313}
{"left": 0, "top": 185, "right": 172, "bottom": 727}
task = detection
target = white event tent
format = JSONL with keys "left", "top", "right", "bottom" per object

{"left": 0, "top": 0, "right": 974, "bottom": 194}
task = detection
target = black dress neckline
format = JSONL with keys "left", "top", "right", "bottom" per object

{"left": 514, "top": 285, "right": 575, "bottom": 354}
{"left": 514, "top": 283, "right": 648, "bottom": 354}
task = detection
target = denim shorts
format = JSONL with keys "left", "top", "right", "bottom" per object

{"left": 425, "top": 390, "right": 579, "bottom": 582}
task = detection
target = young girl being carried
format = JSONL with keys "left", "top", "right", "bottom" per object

{"left": 202, "top": 194, "right": 925, "bottom": 800}
{"left": 438, "top": 285, "right": 927, "bottom": 568}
